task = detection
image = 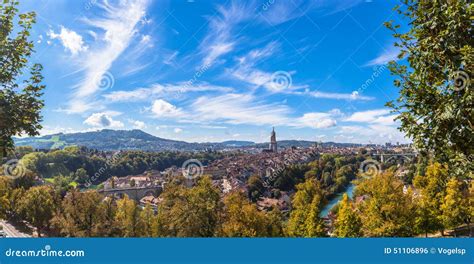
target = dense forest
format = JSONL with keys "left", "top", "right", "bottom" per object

{"left": 7, "top": 146, "right": 225, "bottom": 187}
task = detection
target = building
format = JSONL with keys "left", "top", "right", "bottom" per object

{"left": 270, "top": 127, "right": 277, "bottom": 152}
{"left": 263, "top": 127, "right": 278, "bottom": 153}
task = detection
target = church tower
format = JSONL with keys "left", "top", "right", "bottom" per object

{"left": 270, "top": 127, "right": 277, "bottom": 152}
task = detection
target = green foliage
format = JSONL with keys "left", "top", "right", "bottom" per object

{"left": 247, "top": 175, "right": 265, "bottom": 202}
{"left": 18, "top": 185, "right": 56, "bottom": 237}
{"left": 0, "top": 0, "right": 45, "bottom": 157}
{"left": 19, "top": 148, "right": 223, "bottom": 185}
{"left": 114, "top": 195, "right": 141, "bottom": 237}
{"left": 51, "top": 190, "right": 108, "bottom": 237}
{"left": 386, "top": 0, "right": 473, "bottom": 178}
{"left": 157, "top": 176, "right": 221, "bottom": 237}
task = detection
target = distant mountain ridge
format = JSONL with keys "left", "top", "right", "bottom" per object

{"left": 14, "top": 129, "right": 255, "bottom": 151}
{"left": 14, "top": 129, "right": 361, "bottom": 151}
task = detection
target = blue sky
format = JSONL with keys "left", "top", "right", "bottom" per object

{"left": 18, "top": 0, "right": 410, "bottom": 144}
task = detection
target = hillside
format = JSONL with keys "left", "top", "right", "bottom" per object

{"left": 14, "top": 129, "right": 361, "bottom": 151}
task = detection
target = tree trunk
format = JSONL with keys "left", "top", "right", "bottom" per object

{"left": 37, "top": 227, "right": 41, "bottom": 237}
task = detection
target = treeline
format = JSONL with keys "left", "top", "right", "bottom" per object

{"left": 14, "top": 146, "right": 225, "bottom": 186}
{"left": 0, "top": 160, "right": 471, "bottom": 237}
{"left": 333, "top": 163, "right": 472, "bottom": 237}
{"left": 0, "top": 176, "right": 283, "bottom": 237}
{"left": 248, "top": 154, "right": 361, "bottom": 205}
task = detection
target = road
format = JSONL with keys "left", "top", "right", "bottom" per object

{"left": 0, "top": 220, "right": 31, "bottom": 238}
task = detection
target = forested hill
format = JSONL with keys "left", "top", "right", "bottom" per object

{"left": 14, "top": 129, "right": 254, "bottom": 151}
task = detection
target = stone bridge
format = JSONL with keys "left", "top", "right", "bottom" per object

{"left": 99, "top": 186, "right": 162, "bottom": 201}
{"left": 373, "top": 153, "right": 418, "bottom": 163}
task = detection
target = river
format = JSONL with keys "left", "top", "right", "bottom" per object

{"left": 320, "top": 183, "right": 355, "bottom": 217}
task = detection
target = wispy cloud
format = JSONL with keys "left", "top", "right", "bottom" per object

{"left": 190, "top": 93, "right": 291, "bottom": 126}
{"left": 229, "top": 42, "right": 306, "bottom": 92}
{"left": 103, "top": 82, "right": 233, "bottom": 103}
{"left": 199, "top": 1, "right": 254, "bottom": 66}
{"left": 308, "top": 90, "right": 374, "bottom": 101}
{"left": 365, "top": 46, "right": 400, "bottom": 66}
{"left": 68, "top": 0, "right": 150, "bottom": 113}
{"left": 344, "top": 109, "right": 397, "bottom": 126}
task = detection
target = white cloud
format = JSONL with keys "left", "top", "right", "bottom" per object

{"left": 174, "top": 128, "right": 183, "bottom": 133}
{"left": 150, "top": 99, "right": 184, "bottom": 118}
{"left": 129, "top": 119, "right": 147, "bottom": 129}
{"left": 308, "top": 90, "right": 374, "bottom": 101}
{"left": 68, "top": 0, "right": 150, "bottom": 113}
{"left": 83, "top": 112, "right": 124, "bottom": 128}
{"left": 48, "top": 26, "right": 88, "bottom": 55}
{"left": 337, "top": 124, "right": 408, "bottom": 144}
{"left": 190, "top": 93, "right": 291, "bottom": 126}
{"left": 365, "top": 46, "right": 400, "bottom": 66}
{"left": 345, "top": 109, "right": 392, "bottom": 123}
{"left": 103, "top": 82, "right": 233, "bottom": 102}
{"left": 296, "top": 112, "right": 337, "bottom": 129}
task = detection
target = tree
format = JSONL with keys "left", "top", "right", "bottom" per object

{"left": 139, "top": 204, "right": 156, "bottom": 237}
{"left": 51, "top": 190, "right": 106, "bottom": 237}
{"left": 356, "top": 171, "right": 416, "bottom": 237}
{"left": 219, "top": 191, "right": 275, "bottom": 237}
{"left": 157, "top": 176, "right": 221, "bottom": 237}
{"left": 304, "top": 195, "right": 326, "bottom": 237}
{"left": 385, "top": 0, "right": 473, "bottom": 178}
{"left": 440, "top": 178, "right": 469, "bottom": 236}
{"left": 247, "top": 175, "right": 265, "bottom": 202}
{"left": 114, "top": 195, "right": 141, "bottom": 237}
{"left": 333, "top": 194, "right": 362, "bottom": 237}
{"left": 413, "top": 162, "right": 447, "bottom": 236}
{"left": 286, "top": 179, "right": 326, "bottom": 237}
{"left": 18, "top": 186, "right": 56, "bottom": 237}
{"left": 0, "top": 0, "right": 45, "bottom": 157}
{"left": 0, "top": 177, "right": 12, "bottom": 219}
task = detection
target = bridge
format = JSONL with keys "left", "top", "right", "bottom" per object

{"left": 372, "top": 153, "right": 418, "bottom": 163}
{"left": 99, "top": 185, "right": 163, "bottom": 201}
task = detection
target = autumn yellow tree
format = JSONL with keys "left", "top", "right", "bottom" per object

{"left": 440, "top": 178, "right": 469, "bottom": 236}
{"left": 333, "top": 194, "right": 362, "bottom": 237}
{"left": 356, "top": 171, "right": 416, "bottom": 237}
{"left": 286, "top": 179, "right": 326, "bottom": 237}
{"left": 413, "top": 162, "right": 447, "bottom": 236}
{"left": 219, "top": 191, "right": 277, "bottom": 237}
{"left": 114, "top": 195, "right": 141, "bottom": 237}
